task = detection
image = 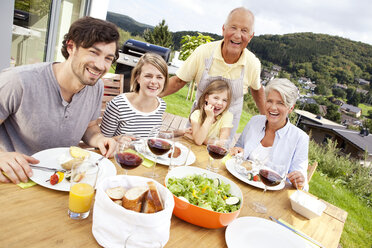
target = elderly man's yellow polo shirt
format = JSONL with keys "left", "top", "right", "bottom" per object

{"left": 176, "top": 40, "right": 261, "bottom": 94}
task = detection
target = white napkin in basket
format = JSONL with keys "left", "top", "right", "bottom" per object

{"left": 92, "top": 175, "right": 174, "bottom": 248}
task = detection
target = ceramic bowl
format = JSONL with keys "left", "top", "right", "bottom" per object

{"left": 165, "top": 166, "right": 243, "bottom": 228}
{"left": 289, "top": 190, "right": 327, "bottom": 219}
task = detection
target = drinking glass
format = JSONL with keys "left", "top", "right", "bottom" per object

{"left": 250, "top": 162, "right": 287, "bottom": 214}
{"left": 114, "top": 135, "right": 144, "bottom": 175}
{"left": 144, "top": 126, "right": 174, "bottom": 178}
{"left": 168, "top": 141, "right": 191, "bottom": 171}
{"left": 206, "top": 138, "right": 229, "bottom": 173}
{"left": 68, "top": 161, "right": 99, "bottom": 219}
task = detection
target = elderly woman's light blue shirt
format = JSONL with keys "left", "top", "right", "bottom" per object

{"left": 236, "top": 115, "right": 309, "bottom": 188}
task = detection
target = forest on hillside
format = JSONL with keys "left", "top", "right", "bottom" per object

{"left": 107, "top": 12, "right": 372, "bottom": 93}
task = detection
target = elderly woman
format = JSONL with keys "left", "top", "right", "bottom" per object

{"left": 231, "top": 78, "right": 309, "bottom": 190}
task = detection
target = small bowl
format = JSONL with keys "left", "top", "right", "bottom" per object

{"left": 165, "top": 166, "right": 243, "bottom": 229}
{"left": 289, "top": 190, "right": 327, "bottom": 219}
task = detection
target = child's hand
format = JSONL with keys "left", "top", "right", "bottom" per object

{"left": 204, "top": 102, "right": 215, "bottom": 118}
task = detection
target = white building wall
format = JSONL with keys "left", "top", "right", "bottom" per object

{"left": 89, "top": 0, "right": 109, "bottom": 19}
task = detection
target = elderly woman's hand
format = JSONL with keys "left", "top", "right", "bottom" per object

{"left": 287, "top": 171, "right": 305, "bottom": 189}
{"left": 230, "top": 147, "right": 244, "bottom": 156}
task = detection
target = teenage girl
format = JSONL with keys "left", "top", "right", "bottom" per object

{"left": 189, "top": 80, "right": 233, "bottom": 145}
{"left": 100, "top": 53, "right": 168, "bottom": 139}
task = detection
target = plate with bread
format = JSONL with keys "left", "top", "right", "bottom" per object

{"left": 138, "top": 141, "right": 196, "bottom": 166}
{"left": 30, "top": 147, "right": 117, "bottom": 191}
{"left": 225, "top": 159, "right": 285, "bottom": 191}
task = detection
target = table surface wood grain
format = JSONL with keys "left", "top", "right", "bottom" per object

{"left": 0, "top": 137, "right": 347, "bottom": 248}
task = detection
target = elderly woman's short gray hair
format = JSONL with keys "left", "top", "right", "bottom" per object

{"left": 265, "top": 78, "right": 299, "bottom": 108}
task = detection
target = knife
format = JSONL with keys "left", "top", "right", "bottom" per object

{"left": 29, "top": 164, "right": 66, "bottom": 173}
{"left": 269, "top": 216, "right": 324, "bottom": 248}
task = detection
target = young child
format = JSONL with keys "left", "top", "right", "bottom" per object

{"left": 100, "top": 53, "right": 168, "bottom": 139}
{"left": 189, "top": 80, "right": 233, "bottom": 145}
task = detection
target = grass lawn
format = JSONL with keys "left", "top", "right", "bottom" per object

{"left": 309, "top": 172, "right": 372, "bottom": 248}
{"left": 358, "top": 103, "right": 372, "bottom": 117}
{"left": 163, "top": 85, "right": 251, "bottom": 133}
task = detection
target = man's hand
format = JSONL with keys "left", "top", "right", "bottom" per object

{"left": 96, "top": 136, "right": 116, "bottom": 158}
{"left": 0, "top": 152, "right": 39, "bottom": 184}
{"left": 287, "top": 171, "right": 305, "bottom": 189}
{"left": 82, "top": 120, "right": 116, "bottom": 158}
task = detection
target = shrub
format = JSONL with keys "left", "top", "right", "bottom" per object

{"left": 309, "top": 139, "right": 372, "bottom": 206}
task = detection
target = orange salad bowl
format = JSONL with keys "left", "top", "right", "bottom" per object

{"left": 165, "top": 166, "right": 243, "bottom": 229}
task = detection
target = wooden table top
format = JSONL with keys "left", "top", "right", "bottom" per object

{"left": 0, "top": 138, "right": 347, "bottom": 248}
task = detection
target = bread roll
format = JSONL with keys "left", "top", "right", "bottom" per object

{"left": 143, "top": 181, "right": 164, "bottom": 213}
{"left": 113, "top": 200, "right": 123, "bottom": 205}
{"left": 106, "top": 186, "right": 126, "bottom": 200}
{"left": 122, "top": 186, "right": 149, "bottom": 212}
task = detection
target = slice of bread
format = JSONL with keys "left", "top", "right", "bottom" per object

{"left": 69, "top": 146, "right": 90, "bottom": 159}
{"left": 142, "top": 181, "right": 164, "bottom": 213}
{"left": 61, "top": 158, "right": 84, "bottom": 170}
{"left": 106, "top": 186, "right": 126, "bottom": 200}
{"left": 122, "top": 186, "right": 149, "bottom": 212}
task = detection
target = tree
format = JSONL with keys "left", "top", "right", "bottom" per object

{"left": 332, "top": 88, "right": 346, "bottom": 99}
{"left": 303, "top": 103, "right": 320, "bottom": 115}
{"left": 325, "top": 104, "right": 341, "bottom": 122}
{"left": 143, "top": 19, "right": 173, "bottom": 48}
{"left": 347, "top": 93, "right": 361, "bottom": 106}
{"left": 179, "top": 33, "right": 214, "bottom": 61}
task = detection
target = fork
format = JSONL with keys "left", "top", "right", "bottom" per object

{"left": 95, "top": 156, "right": 105, "bottom": 166}
{"left": 29, "top": 164, "right": 66, "bottom": 173}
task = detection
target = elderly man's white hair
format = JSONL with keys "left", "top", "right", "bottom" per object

{"left": 265, "top": 78, "right": 299, "bottom": 108}
{"left": 224, "top": 7, "right": 255, "bottom": 35}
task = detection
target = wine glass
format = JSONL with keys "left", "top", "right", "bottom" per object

{"left": 114, "top": 136, "right": 144, "bottom": 175}
{"left": 144, "top": 126, "right": 174, "bottom": 179}
{"left": 206, "top": 138, "right": 229, "bottom": 173}
{"left": 250, "top": 162, "right": 287, "bottom": 214}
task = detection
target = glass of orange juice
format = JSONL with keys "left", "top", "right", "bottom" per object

{"left": 68, "top": 161, "right": 99, "bottom": 220}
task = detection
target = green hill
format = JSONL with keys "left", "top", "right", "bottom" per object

{"left": 106, "top": 11, "right": 153, "bottom": 36}
{"left": 249, "top": 32, "right": 372, "bottom": 85}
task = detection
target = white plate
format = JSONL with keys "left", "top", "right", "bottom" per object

{"left": 225, "top": 217, "right": 307, "bottom": 248}
{"left": 225, "top": 159, "right": 285, "bottom": 191}
{"left": 140, "top": 141, "right": 196, "bottom": 166}
{"left": 30, "top": 147, "right": 117, "bottom": 192}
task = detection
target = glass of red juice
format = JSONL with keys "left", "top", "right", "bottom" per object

{"left": 114, "top": 136, "right": 144, "bottom": 175}
{"left": 250, "top": 162, "right": 287, "bottom": 214}
{"left": 206, "top": 138, "right": 229, "bottom": 173}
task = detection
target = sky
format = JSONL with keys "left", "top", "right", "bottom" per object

{"left": 108, "top": 0, "right": 372, "bottom": 46}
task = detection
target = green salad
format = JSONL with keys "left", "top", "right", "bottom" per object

{"left": 167, "top": 174, "right": 241, "bottom": 213}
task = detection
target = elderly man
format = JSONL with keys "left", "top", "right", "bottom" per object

{"left": 0, "top": 17, "right": 119, "bottom": 184}
{"left": 161, "top": 7, "right": 265, "bottom": 141}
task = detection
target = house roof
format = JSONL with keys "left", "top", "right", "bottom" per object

{"left": 301, "top": 121, "right": 372, "bottom": 155}
{"left": 295, "top": 109, "right": 344, "bottom": 127}
{"left": 299, "top": 97, "right": 317, "bottom": 104}
{"left": 340, "top": 103, "right": 361, "bottom": 114}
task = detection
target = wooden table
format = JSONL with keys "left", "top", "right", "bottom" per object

{"left": 0, "top": 138, "right": 347, "bottom": 248}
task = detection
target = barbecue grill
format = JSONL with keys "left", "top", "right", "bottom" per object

{"left": 115, "top": 39, "right": 171, "bottom": 92}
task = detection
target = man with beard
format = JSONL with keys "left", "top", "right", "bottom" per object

{"left": 0, "top": 17, "right": 119, "bottom": 184}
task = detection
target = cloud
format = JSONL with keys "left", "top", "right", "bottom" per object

{"left": 108, "top": 0, "right": 372, "bottom": 45}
